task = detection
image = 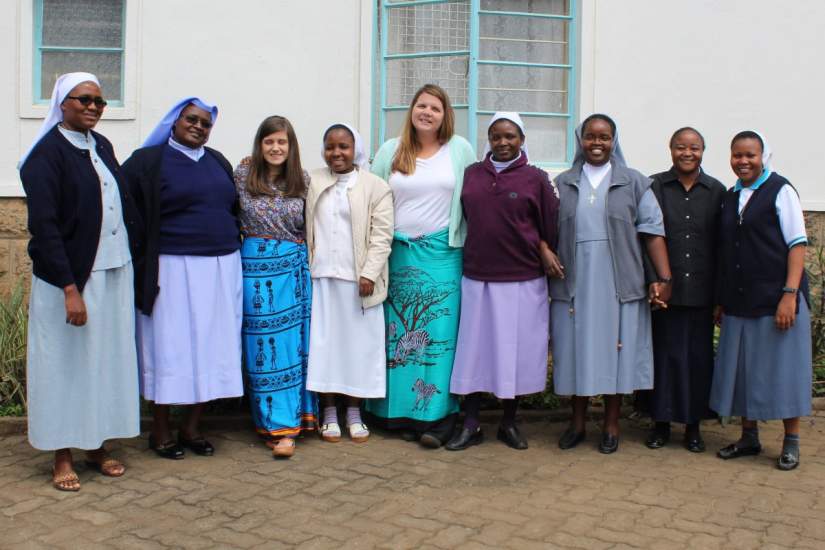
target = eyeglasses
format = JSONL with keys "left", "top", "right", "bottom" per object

{"left": 181, "top": 114, "right": 213, "bottom": 129}
{"left": 65, "top": 95, "right": 108, "bottom": 108}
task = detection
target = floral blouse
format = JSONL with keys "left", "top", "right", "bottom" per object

{"left": 234, "top": 164, "right": 309, "bottom": 242}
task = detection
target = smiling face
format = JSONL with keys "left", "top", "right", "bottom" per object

{"left": 488, "top": 119, "right": 524, "bottom": 162}
{"left": 581, "top": 118, "right": 614, "bottom": 166}
{"left": 261, "top": 130, "right": 289, "bottom": 169}
{"left": 410, "top": 92, "right": 445, "bottom": 137}
{"left": 323, "top": 128, "right": 356, "bottom": 174}
{"left": 730, "top": 137, "right": 764, "bottom": 185}
{"left": 60, "top": 82, "right": 104, "bottom": 132}
{"left": 670, "top": 130, "right": 704, "bottom": 175}
{"left": 172, "top": 104, "right": 213, "bottom": 148}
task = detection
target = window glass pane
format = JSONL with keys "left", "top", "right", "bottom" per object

{"left": 477, "top": 115, "right": 566, "bottom": 163}
{"left": 41, "top": 51, "right": 122, "bottom": 100}
{"left": 480, "top": 0, "right": 569, "bottom": 16}
{"left": 41, "top": 0, "right": 123, "bottom": 48}
{"left": 478, "top": 65, "right": 567, "bottom": 113}
{"left": 480, "top": 15, "right": 568, "bottom": 64}
{"left": 386, "top": 55, "right": 469, "bottom": 107}
{"left": 387, "top": 1, "right": 469, "bottom": 55}
{"left": 384, "top": 107, "right": 469, "bottom": 144}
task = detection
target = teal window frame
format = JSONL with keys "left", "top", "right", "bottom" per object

{"left": 373, "top": 0, "right": 579, "bottom": 168}
{"left": 32, "top": 0, "right": 126, "bottom": 106}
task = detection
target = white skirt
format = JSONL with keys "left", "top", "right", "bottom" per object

{"left": 137, "top": 252, "right": 244, "bottom": 405}
{"left": 27, "top": 264, "right": 140, "bottom": 450}
{"left": 306, "top": 278, "right": 386, "bottom": 398}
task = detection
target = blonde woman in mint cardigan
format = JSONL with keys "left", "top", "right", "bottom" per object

{"left": 364, "top": 84, "right": 476, "bottom": 448}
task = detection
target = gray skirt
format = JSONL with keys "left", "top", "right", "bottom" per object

{"left": 709, "top": 300, "right": 812, "bottom": 420}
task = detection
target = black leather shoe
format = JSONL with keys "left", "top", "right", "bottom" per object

{"left": 419, "top": 432, "right": 442, "bottom": 449}
{"left": 777, "top": 451, "right": 800, "bottom": 471}
{"left": 598, "top": 433, "right": 619, "bottom": 454}
{"left": 683, "top": 435, "right": 706, "bottom": 453}
{"left": 645, "top": 429, "right": 670, "bottom": 449}
{"left": 497, "top": 424, "right": 528, "bottom": 450}
{"left": 445, "top": 427, "right": 483, "bottom": 451}
{"left": 149, "top": 435, "right": 185, "bottom": 460}
{"left": 717, "top": 443, "right": 761, "bottom": 460}
{"left": 558, "top": 427, "right": 586, "bottom": 450}
{"left": 178, "top": 435, "right": 214, "bottom": 456}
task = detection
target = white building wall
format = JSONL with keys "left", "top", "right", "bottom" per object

{"left": 1, "top": 0, "right": 373, "bottom": 196}
{"left": 3, "top": 0, "right": 825, "bottom": 210}
{"left": 578, "top": 0, "right": 825, "bottom": 209}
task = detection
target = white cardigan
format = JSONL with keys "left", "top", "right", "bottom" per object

{"left": 306, "top": 167, "right": 394, "bottom": 309}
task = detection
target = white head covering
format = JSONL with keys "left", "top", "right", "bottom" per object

{"left": 573, "top": 114, "right": 627, "bottom": 167}
{"left": 754, "top": 130, "right": 774, "bottom": 172}
{"left": 143, "top": 97, "right": 218, "bottom": 148}
{"left": 18, "top": 71, "right": 100, "bottom": 169}
{"left": 482, "top": 111, "right": 529, "bottom": 160}
{"left": 322, "top": 123, "right": 369, "bottom": 169}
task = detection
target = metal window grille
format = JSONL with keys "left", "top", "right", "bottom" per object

{"left": 374, "top": 0, "right": 578, "bottom": 167}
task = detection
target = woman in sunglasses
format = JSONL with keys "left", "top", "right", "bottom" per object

{"left": 121, "top": 98, "right": 243, "bottom": 460}
{"left": 19, "top": 72, "right": 141, "bottom": 491}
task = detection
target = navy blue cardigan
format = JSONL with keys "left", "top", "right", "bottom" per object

{"left": 19, "top": 125, "right": 141, "bottom": 292}
{"left": 120, "top": 144, "right": 236, "bottom": 315}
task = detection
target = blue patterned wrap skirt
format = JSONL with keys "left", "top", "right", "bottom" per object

{"left": 241, "top": 237, "right": 317, "bottom": 437}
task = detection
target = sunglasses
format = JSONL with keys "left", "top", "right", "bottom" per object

{"left": 181, "top": 114, "right": 213, "bottom": 129}
{"left": 65, "top": 95, "right": 108, "bottom": 108}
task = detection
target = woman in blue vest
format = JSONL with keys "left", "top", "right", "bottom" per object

{"left": 549, "top": 114, "right": 673, "bottom": 454}
{"left": 122, "top": 97, "right": 243, "bottom": 459}
{"left": 711, "top": 131, "right": 811, "bottom": 471}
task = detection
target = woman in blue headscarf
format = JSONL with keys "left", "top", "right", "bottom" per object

{"left": 121, "top": 97, "right": 243, "bottom": 459}
{"left": 20, "top": 72, "right": 141, "bottom": 491}
{"left": 549, "top": 114, "right": 672, "bottom": 454}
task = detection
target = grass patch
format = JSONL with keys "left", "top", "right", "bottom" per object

{"left": 0, "top": 280, "right": 27, "bottom": 413}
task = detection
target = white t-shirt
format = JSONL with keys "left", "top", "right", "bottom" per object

{"left": 311, "top": 170, "right": 357, "bottom": 281}
{"left": 738, "top": 184, "right": 807, "bottom": 247}
{"left": 389, "top": 145, "right": 454, "bottom": 238}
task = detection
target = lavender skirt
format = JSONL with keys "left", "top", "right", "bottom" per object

{"left": 450, "top": 276, "right": 550, "bottom": 398}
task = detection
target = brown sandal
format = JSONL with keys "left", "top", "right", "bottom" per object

{"left": 84, "top": 456, "right": 125, "bottom": 477}
{"left": 272, "top": 438, "right": 296, "bottom": 458}
{"left": 52, "top": 468, "right": 81, "bottom": 492}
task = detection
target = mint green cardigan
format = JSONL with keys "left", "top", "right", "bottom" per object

{"left": 370, "top": 135, "right": 476, "bottom": 247}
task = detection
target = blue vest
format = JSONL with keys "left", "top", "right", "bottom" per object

{"left": 719, "top": 172, "right": 808, "bottom": 317}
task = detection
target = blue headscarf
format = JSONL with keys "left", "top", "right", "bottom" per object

{"left": 142, "top": 97, "right": 218, "bottom": 147}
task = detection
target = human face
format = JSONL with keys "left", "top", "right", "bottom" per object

{"left": 730, "top": 138, "right": 763, "bottom": 186}
{"left": 411, "top": 92, "right": 445, "bottom": 136}
{"left": 670, "top": 131, "right": 704, "bottom": 175}
{"left": 60, "top": 82, "right": 105, "bottom": 132}
{"left": 581, "top": 118, "right": 614, "bottom": 166}
{"left": 323, "top": 128, "right": 355, "bottom": 174}
{"left": 261, "top": 130, "right": 289, "bottom": 168}
{"left": 488, "top": 119, "right": 524, "bottom": 162}
{"left": 173, "top": 104, "right": 213, "bottom": 148}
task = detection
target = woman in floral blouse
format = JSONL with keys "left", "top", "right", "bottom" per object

{"left": 234, "top": 115, "right": 316, "bottom": 458}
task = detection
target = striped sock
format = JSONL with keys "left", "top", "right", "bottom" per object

{"left": 323, "top": 406, "right": 338, "bottom": 426}
{"left": 346, "top": 406, "right": 362, "bottom": 427}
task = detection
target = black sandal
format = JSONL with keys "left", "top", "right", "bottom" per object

{"left": 149, "top": 435, "right": 185, "bottom": 460}
{"left": 178, "top": 434, "right": 214, "bottom": 456}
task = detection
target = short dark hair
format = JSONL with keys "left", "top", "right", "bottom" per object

{"left": 669, "top": 127, "right": 705, "bottom": 149}
{"left": 731, "top": 130, "right": 763, "bottom": 151}
{"left": 582, "top": 113, "right": 616, "bottom": 136}
{"left": 323, "top": 124, "right": 354, "bottom": 143}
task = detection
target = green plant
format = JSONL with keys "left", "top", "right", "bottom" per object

{"left": 0, "top": 281, "right": 28, "bottom": 412}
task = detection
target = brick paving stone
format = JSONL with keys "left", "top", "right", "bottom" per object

{"left": 2, "top": 417, "right": 824, "bottom": 549}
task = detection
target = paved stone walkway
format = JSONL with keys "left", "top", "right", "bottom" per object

{"left": 1, "top": 414, "right": 824, "bottom": 550}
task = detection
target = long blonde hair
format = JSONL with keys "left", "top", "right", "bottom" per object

{"left": 391, "top": 84, "right": 455, "bottom": 175}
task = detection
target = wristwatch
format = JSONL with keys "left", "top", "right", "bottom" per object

{"left": 657, "top": 276, "right": 672, "bottom": 284}
{"left": 782, "top": 286, "right": 798, "bottom": 294}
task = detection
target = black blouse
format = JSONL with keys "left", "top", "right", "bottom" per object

{"left": 650, "top": 168, "right": 726, "bottom": 307}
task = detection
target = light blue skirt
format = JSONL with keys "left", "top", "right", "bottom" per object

{"left": 710, "top": 300, "right": 812, "bottom": 420}
{"left": 27, "top": 264, "right": 140, "bottom": 450}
